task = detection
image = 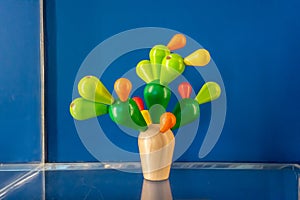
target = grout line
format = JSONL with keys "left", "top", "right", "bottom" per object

{"left": 298, "top": 175, "right": 300, "bottom": 200}
{"left": 44, "top": 162, "right": 300, "bottom": 171}
{"left": 1, "top": 162, "right": 299, "bottom": 171}
{"left": 39, "top": 0, "right": 45, "bottom": 166}
{"left": 0, "top": 0, "right": 47, "bottom": 197}
{"left": 39, "top": 0, "right": 46, "bottom": 199}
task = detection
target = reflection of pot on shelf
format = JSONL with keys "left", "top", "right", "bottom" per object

{"left": 138, "top": 124, "right": 175, "bottom": 181}
{"left": 141, "top": 179, "right": 172, "bottom": 200}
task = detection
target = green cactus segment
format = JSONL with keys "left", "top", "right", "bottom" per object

{"left": 195, "top": 82, "right": 221, "bottom": 105}
{"left": 78, "top": 76, "right": 114, "bottom": 105}
{"left": 108, "top": 99, "right": 147, "bottom": 131}
{"left": 149, "top": 45, "right": 170, "bottom": 80}
{"left": 172, "top": 98, "right": 200, "bottom": 129}
{"left": 70, "top": 98, "right": 108, "bottom": 120}
{"left": 160, "top": 53, "right": 185, "bottom": 86}
{"left": 136, "top": 60, "right": 154, "bottom": 83}
{"left": 148, "top": 105, "right": 166, "bottom": 124}
{"left": 144, "top": 82, "right": 171, "bottom": 123}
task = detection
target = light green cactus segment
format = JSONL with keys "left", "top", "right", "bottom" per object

{"left": 149, "top": 45, "right": 170, "bottom": 81}
{"left": 195, "top": 82, "right": 221, "bottom": 105}
{"left": 136, "top": 60, "right": 154, "bottom": 83}
{"left": 160, "top": 53, "right": 185, "bottom": 86}
{"left": 70, "top": 98, "right": 108, "bottom": 120}
{"left": 78, "top": 76, "right": 114, "bottom": 105}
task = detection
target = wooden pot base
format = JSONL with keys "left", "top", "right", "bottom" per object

{"left": 138, "top": 124, "right": 175, "bottom": 181}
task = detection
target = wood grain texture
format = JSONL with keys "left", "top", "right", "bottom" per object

{"left": 138, "top": 124, "right": 175, "bottom": 181}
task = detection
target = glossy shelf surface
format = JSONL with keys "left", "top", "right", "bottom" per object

{"left": 0, "top": 162, "right": 299, "bottom": 199}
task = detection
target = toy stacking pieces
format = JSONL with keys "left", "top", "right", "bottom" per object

{"left": 108, "top": 78, "right": 147, "bottom": 131}
{"left": 132, "top": 97, "right": 152, "bottom": 125}
{"left": 70, "top": 34, "right": 222, "bottom": 181}
{"left": 172, "top": 82, "right": 221, "bottom": 129}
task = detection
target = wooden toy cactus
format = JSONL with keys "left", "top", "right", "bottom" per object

{"left": 69, "top": 34, "right": 222, "bottom": 181}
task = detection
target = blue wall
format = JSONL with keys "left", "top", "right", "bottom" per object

{"left": 46, "top": 0, "right": 299, "bottom": 163}
{"left": 1, "top": 0, "right": 299, "bottom": 165}
{"left": 0, "top": 0, "right": 41, "bottom": 162}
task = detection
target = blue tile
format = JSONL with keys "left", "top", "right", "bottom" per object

{"left": 0, "top": 0, "right": 41, "bottom": 162}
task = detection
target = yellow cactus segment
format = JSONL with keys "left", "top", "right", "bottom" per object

{"left": 184, "top": 49, "right": 211, "bottom": 67}
{"left": 141, "top": 110, "right": 152, "bottom": 125}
